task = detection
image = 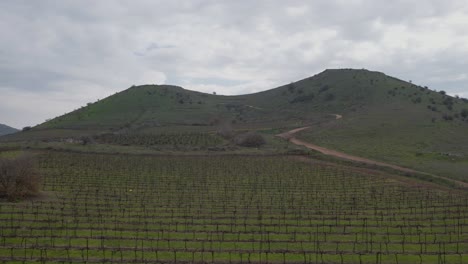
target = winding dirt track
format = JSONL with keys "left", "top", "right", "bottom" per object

{"left": 277, "top": 126, "right": 418, "bottom": 174}
{"left": 277, "top": 116, "right": 468, "bottom": 189}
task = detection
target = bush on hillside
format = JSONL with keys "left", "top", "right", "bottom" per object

{"left": 442, "top": 114, "right": 453, "bottom": 121}
{"left": 412, "top": 97, "right": 422, "bottom": 104}
{"left": 319, "top": 85, "right": 330, "bottom": 93}
{"left": 461, "top": 109, "right": 468, "bottom": 119}
{"left": 290, "top": 94, "right": 315, "bottom": 104}
{"left": 0, "top": 154, "right": 42, "bottom": 201}
{"left": 234, "top": 132, "right": 266, "bottom": 148}
{"left": 80, "top": 136, "right": 95, "bottom": 145}
{"left": 324, "top": 93, "right": 335, "bottom": 101}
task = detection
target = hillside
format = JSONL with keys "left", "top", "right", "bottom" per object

{"left": 2, "top": 68, "right": 468, "bottom": 180}
{"left": 0, "top": 124, "right": 18, "bottom": 136}
{"left": 8, "top": 69, "right": 467, "bottom": 133}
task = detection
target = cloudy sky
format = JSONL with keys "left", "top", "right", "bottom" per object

{"left": 1, "top": 0, "right": 468, "bottom": 128}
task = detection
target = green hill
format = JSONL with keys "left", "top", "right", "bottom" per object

{"left": 33, "top": 69, "right": 468, "bottom": 131}
{"left": 2, "top": 69, "right": 467, "bottom": 263}
{"left": 2, "top": 69, "right": 468, "bottom": 180}
{"left": 0, "top": 124, "right": 18, "bottom": 136}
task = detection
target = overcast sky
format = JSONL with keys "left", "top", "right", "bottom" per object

{"left": 1, "top": 1, "right": 468, "bottom": 128}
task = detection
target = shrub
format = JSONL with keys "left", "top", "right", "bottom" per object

{"left": 412, "top": 97, "right": 422, "bottom": 104}
{"left": 442, "top": 114, "right": 453, "bottom": 121}
{"left": 234, "top": 132, "right": 266, "bottom": 148}
{"left": 443, "top": 97, "right": 453, "bottom": 105}
{"left": 0, "top": 154, "right": 42, "bottom": 201}
{"left": 319, "top": 85, "right": 330, "bottom": 93}
{"left": 324, "top": 93, "right": 335, "bottom": 101}
{"left": 217, "top": 122, "right": 234, "bottom": 140}
{"left": 290, "top": 94, "right": 315, "bottom": 104}
{"left": 461, "top": 109, "right": 468, "bottom": 119}
{"left": 80, "top": 136, "right": 94, "bottom": 145}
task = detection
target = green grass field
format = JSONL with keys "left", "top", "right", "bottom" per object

{"left": 296, "top": 104, "right": 468, "bottom": 183}
{"left": 1, "top": 69, "right": 468, "bottom": 263}
{"left": 1, "top": 151, "right": 467, "bottom": 263}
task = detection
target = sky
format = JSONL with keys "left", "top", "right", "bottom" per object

{"left": 1, "top": 1, "right": 468, "bottom": 128}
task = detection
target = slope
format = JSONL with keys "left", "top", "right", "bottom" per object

{"left": 0, "top": 124, "right": 18, "bottom": 136}
{"left": 2, "top": 69, "right": 468, "bottom": 182}
{"left": 290, "top": 70, "right": 468, "bottom": 182}
{"left": 23, "top": 69, "right": 466, "bottom": 131}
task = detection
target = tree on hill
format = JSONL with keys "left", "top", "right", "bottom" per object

{"left": 461, "top": 109, "right": 468, "bottom": 119}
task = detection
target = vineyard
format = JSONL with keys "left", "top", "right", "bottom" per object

{"left": 93, "top": 133, "right": 224, "bottom": 148}
{"left": 0, "top": 152, "right": 467, "bottom": 263}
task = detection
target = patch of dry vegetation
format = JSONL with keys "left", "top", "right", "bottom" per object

{"left": 0, "top": 154, "right": 42, "bottom": 201}
{"left": 234, "top": 132, "right": 266, "bottom": 148}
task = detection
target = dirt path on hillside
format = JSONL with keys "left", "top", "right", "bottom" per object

{"left": 277, "top": 116, "right": 468, "bottom": 189}
{"left": 332, "top": 114, "right": 342, "bottom": 120}
{"left": 277, "top": 127, "right": 418, "bottom": 174}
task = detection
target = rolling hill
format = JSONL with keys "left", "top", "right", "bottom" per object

{"left": 0, "top": 124, "right": 18, "bottom": 136}
{"left": 6, "top": 69, "right": 467, "bottom": 133}
{"left": 2, "top": 68, "right": 468, "bottom": 180}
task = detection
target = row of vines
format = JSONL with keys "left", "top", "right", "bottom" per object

{"left": 0, "top": 152, "right": 467, "bottom": 263}
{"left": 93, "top": 133, "right": 223, "bottom": 147}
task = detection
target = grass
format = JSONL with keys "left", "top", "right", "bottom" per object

{"left": 1, "top": 68, "right": 468, "bottom": 263}
{"left": 0, "top": 150, "right": 23, "bottom": 159}
{"left": 296, "top": 103, "right": 468, "bottom": 182}
{"left": 6, "top": 69, "right": 467, "bottom": 136}
{"left": 0, "top": 151, "right": 467, "bottom": 263}
{"left": 2, "top": 69, "right": 466, "bottom": 182}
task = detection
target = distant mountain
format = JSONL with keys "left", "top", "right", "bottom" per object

{"left": 0, "top": 124, "right": 18, "bottom": 136}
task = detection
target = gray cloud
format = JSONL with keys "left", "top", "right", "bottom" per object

{"left": 1, "top": 0, "right": 468, "bottom": 128}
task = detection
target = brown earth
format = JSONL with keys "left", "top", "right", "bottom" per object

{"left": 277, "top": 126, "right": 419, "bottom": 174}
{"left": 277, "top": 117, "right": 468, "bottom": 189}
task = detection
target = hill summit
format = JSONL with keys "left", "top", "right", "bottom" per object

{"left": 28, "top": 69, "right": 467, "bottom": 133}
{"left": 2, "top": 68, "right": 468, "bottom": 180}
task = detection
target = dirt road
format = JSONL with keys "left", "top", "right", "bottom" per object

{"left": 277, "top": 118, "right": 468, "bottom": 189}
{"left": 332, "top": 114, "right": 342, "bottom": 119}
{"left": 277, "top": 127, "right": 418, "bottom": 174}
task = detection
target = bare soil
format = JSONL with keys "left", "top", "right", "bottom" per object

{"left": 277, "top": 117, "right": 468, "bottom": 189}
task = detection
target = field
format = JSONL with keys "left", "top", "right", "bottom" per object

{"left": 4, "top": 69, "right": 466, "bottom": 186}
{"left": 1, "top": 151, "right": 467, "bottom": 263}
{"left": 296, "top": 106, "right": 468, "bottom": 183}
